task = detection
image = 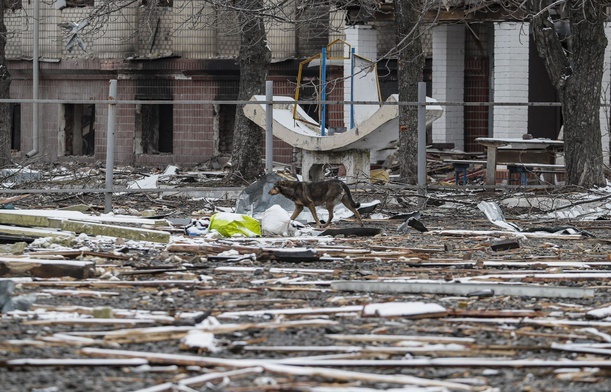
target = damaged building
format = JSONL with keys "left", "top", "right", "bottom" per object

{"left": 4, "top": 1, "right": 610, "bottom": 169}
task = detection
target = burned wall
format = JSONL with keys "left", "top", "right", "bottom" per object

{"left": 9, "top": 58, "right": 298, "bottom": 168}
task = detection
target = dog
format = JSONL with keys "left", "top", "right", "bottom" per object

{"left": 268, "top": 179, "right": 363, "bottom": 228}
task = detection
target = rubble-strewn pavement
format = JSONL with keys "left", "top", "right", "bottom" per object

{"left": 1, "top": 164, "right": 611, "bottom": 392}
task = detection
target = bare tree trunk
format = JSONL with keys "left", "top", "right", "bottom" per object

{"left": 529, "top": 0, "right": 606, "bottom": 188}
{"left": 229, "top": 0, "right": 271, "bottom": 183}
{"left": 395, "top": 0, "right": 424, "bottom": 185}
{"left": 0, "top": 0, "right": 12, "bottom": 166}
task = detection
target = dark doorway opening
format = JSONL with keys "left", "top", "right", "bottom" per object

{"left": 136, "top": 103, "right": 173, "bottom": 154}
{"left": 11, "top": 103, "right": 20, "bottom": 151}
{"left": 62, "top": 103, "right": 95, "bottom": 156}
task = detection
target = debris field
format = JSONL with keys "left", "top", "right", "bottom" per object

{"left": 1, "top": 164, "right": 611, "bottom": 392}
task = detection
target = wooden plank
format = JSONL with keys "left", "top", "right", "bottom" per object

{"left": 178, "top": 367, "right": 264, "bottom": 388}
{"left": 4, "top": 358, "right": 148, "bottom": 367}
{"left": 23, "top": 318, "right": 159, "bottom": 327}
{"left": 0, "top": 258, "right": 95, "bottom": 279}
{"left": 96, "top": 319, "right": 338, "bottom": 344}
{"left": 82, "top": 346, "right": 611, "bottom": 370}
{"left": 0, "top": 224, "right": 74, "bottom": 239}
{"left": 56, "top": 219, "right": 170, "bottom": 244}
{"left": 326, "top": 334, "right": 476, "bottom": 344}
{"left": 29, "top": 250, "right": 132, "bottom": 260}
{"left": 0, "top": 209, "right": 168, "bottom": 227}
{"left": 79, "top": 348, "right": 480, "bottom": 391}
{"left": 331, "top": 281, "right": 595, "bottom": 298}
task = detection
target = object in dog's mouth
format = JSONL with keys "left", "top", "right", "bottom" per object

{"left": 269, "top": 179, "right": 363, "bottom": 228}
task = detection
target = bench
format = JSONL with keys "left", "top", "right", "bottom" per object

{"left": 506, "top": 163, "right": 565, "bottom": 185}
{"left": 444, "top": 159, "right": 487, "bottom": 185}
{"left": 445, "top": 159, "right": 564, "bottom": 186}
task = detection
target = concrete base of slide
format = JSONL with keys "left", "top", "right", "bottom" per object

{"left": 302, "top": 149, "right": 371, "bottom": 182}
{"left": 243, "top": 94, "right": 443, "bottom": 182}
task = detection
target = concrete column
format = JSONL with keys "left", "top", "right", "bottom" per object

{"left": 301, "top": 150, "right": 370, "bottom": 183}
{"left": 493, "top": 22, "right": 529, "bottom": 138}
{"left": 431, "top": 25, "right": 465, "bottom": 150}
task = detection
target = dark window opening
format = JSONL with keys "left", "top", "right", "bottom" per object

{"left": 136, "top": 103, "right": 173, "bottom": 154}
{"left": 65, "top": 0, "right": 94, "bottom": 7}
{"left": 218, "top": 104, "right": 235, "bottom": 155}
{"left": 63, "top": 103, "right": 95, "bottom": 156}
{"left": 11, "top": 103, "right": 20, "bottom": 151}
{"left": 528, "top": 34, "right": 562, "bottom": 139}
{"left": 296, "top": 79, "right": 321, "bottom": 125}
{"left": 5, "top": 0, "right": 22, "bottom": 11}
{"left": 141, "top": 0, "right": 173, "bottom": 7}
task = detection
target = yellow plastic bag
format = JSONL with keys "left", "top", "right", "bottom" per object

{"left": 209, "top": 212, "right": 261, "bottom": 237}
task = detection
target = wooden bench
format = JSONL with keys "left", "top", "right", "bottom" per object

{"left": 506, "top": 163, "right": 565, "bottom": 185}
{"left": 445, "top": 159, "right": 564, "bottom": 186}
{"left": 443, "top": 159, "right": 487, "bottom": 185}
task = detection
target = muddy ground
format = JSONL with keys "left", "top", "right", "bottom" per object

{"left": 0, "top": 165, "right": 610, "bottom": 392}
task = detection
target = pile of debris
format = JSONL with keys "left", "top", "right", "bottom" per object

{"left": 0, "top": 164, "right": 610, "bottom": 392}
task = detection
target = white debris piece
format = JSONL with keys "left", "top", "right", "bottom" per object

{"left": 362, "top": 302, "right": 446, "bottom": 318}
{"left": 586, "top": 305, "right": 611, "bottom": 320}
{"left": 477, "top": 201, "right": 520, "bottom": 231}
{"left": 180, "top": 330, "right": 220, "bottom": 352}
{"left": 261, "top": 204, "right": 291, "bottom": 236}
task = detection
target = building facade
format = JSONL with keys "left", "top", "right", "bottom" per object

{"left": 5, "top": 1, "right": 611, "bottom": 168}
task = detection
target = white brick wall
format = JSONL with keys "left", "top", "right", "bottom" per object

{"left": 432, "top": 25, "right": 465, "bottom": 150}
{"left": 493, "top": 22, "right": 529, "bottom": 138}
{"left": 344, "top": 25, "right": 378, "bottom": 127}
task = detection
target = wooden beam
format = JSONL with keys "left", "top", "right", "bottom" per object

{"left": 0, "top": 258, "right": 95, "bottom": 279}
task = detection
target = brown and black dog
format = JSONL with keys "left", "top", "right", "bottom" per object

{"left": 268, "top": 179, "right": 363, "bottom": 228}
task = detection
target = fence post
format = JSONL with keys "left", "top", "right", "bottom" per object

{"left": 265, "top": 80, "right": 273, "bottom": 174}
{"left": 104, "top": 80, "right": 117, "bottom": 213}
{"left": 27, "top": 0, "right": 40, "bottom": 157}
{"left": 417, "top": 81, "right": 427, "bottom": 195}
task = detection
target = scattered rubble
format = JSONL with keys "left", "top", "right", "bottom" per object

{"left": 0, "top": 162, "right": 610, "bottom": 392}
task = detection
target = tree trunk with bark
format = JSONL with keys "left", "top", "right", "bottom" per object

{"left": 529, "top": 0, "right": 606, "bottom": 188}
{"left": 0, "top": 0, "right": 12, "bottom": 166}
{"left": 229, "top": 0, "right": 271, "bottom": 183}
{"left": 395, "top": 0, "right": 424, "bottom": 185}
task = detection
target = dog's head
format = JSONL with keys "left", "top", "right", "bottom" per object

{"left": 268, "top": 180, "right": 287, "bottom": 195}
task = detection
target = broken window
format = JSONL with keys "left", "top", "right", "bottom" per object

{"left": 4, "top": 0, "right": 22, "bottom": 11}
{"left": 141, "top": 0, "right": 172, "bottom": 7}
{"left": 135, "top": 103, "right": 173, "bottom": 154}
{"left": 11, "top": 103, "right": 20, "bottom": 151}
{"left": 60, "top": 103, "right": 95, "bottom": 156}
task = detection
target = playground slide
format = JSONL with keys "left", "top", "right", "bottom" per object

{"left": 243, "top": 94, "right": 443, "bottom": 152}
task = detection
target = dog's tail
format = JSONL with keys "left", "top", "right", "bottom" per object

{"left": 341, "top": 182, "right": 360, "bottom": 209}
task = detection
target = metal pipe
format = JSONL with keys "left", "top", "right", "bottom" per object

{"left": 417, "top": 81, "right": 427, "bottom": 192}
{"left": 27, "top": 0, "right": 40, "bottom": 157}
{"left": 320, "top": 47, "right": 327, "bottom": 136}
{"left": 265, "top": 80, "right": 273, "bottom": 173}
{"left": 350, "top": 47, "right": 355, "bottom": 129}
{"left": 104, "top": 80, "right": 117, "bottom": 213}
